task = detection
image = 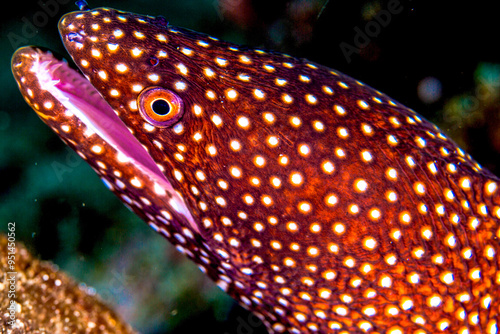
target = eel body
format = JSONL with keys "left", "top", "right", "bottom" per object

{"left": 11, "top": 6, "right": 500, "bottom": 334}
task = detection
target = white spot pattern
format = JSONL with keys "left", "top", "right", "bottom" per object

{"left": 14, "top": 9, "right": 500, "bottom": 334}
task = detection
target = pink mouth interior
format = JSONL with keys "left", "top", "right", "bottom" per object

{"left": 36, "top": 51, "right": 167, "bottom": 182}
{"left": 23, "top": 48, "right": 199, "bottom": 233}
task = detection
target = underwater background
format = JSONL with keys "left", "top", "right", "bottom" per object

{"left": 1, "top": 0, "right": 499, "bottom": 333}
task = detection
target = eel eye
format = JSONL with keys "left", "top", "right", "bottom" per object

{"left": 138, "top": 86, "right": 183, "bottom": 127}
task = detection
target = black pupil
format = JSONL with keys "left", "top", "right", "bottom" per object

{"left": 151, "top": 99, "right": 171, "bottom": 115}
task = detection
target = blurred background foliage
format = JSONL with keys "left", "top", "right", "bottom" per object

{"left": 0, "top": 0, "right": 499, "bottom": 333}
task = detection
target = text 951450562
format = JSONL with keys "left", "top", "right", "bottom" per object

{"left": 5, "top": 222, "right": 17, "bottom": 327}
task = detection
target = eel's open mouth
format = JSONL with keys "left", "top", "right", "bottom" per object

{"left": 13, "top": 47, "right": 165, "bottom": 180}
{"left": 11, "top": 46, "right": 198, "bottom": 233}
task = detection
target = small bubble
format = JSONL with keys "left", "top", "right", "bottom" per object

{"left": 418, "top": 77, "right": 442, "bottom": 104}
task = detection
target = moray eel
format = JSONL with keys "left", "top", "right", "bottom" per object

{"left": 11, "top": 5, "right": 500, "bottom": 334}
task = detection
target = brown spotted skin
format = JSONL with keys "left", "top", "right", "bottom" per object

{"left": 12, "top": 6, "right": 500, "bottom": 334}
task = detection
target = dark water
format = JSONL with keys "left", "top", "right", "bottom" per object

{"left": 0, "top": 1, "right": 499, "bottom": 333}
